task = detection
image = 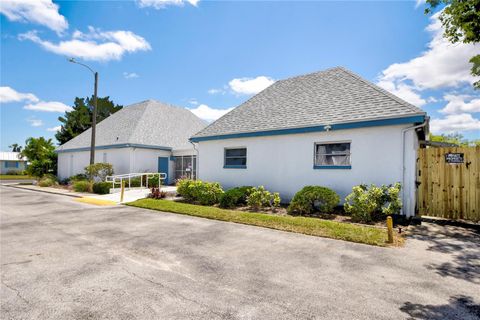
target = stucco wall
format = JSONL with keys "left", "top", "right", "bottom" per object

{"left": 197, "top": 124, "right": 419, "bottom": 216}
{"left": 57, "top": 147, "right": 192, "bottom": 184}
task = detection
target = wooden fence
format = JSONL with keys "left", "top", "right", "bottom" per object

{"left": 417, "top": 146, "right": 480, "bottom": 222}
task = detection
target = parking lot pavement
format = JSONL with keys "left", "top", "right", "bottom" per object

{"left": 1, "top": 186, "right": 479, "bottom": 320}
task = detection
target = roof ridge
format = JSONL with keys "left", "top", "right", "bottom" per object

{"left": 337, "top": 68, "right": 425, "bottom": 114}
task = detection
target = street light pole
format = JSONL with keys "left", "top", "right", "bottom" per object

{"left": 68, "top": 58, "right": 98, "bottom": 165}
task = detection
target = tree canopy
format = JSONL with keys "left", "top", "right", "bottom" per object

{"left": 429, "top": 133, "right": 480, "bottom": 146}
{"left": 55, "top": 96, "right": 123, "bottom": 145}
{"left": 8, "top": 143, "right": 22, "bottom": 152}
{"left": 426, "top": 0, "right": 480, "bottom": 89}
{"left": 20, "top": 137, "right": 57, "bottom": 177}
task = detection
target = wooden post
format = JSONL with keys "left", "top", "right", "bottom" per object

{"left": 387, "top": 216, "right": 394, "bottom": 243}
{"left": 120, "top": 180, "right": 125, "bottom": 203}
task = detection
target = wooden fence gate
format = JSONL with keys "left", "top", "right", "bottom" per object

{"left": 417, "top": 146, "right": 480, "bottom": 222}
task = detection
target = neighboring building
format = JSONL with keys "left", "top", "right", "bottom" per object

{"left": 0, "top": 152, "right": 27, "bottom": 174}
{"left": 56, "top": 100, "right": 206, "bottom": 183}
{"left": 190, "top": 67, "right": 428, "bottom": 216}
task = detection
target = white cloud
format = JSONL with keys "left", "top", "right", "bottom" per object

{"left": 440, "top": 94, "right": 480, "bottom": 114}
{"left": 430, "top": 113, "right": 480, "bottom": 134}
{"left": 19, "top": 27, "right": 151, "bottom": 62}
{"left": 27, "top": 117, "right": 43, "bottom": 127}
{"left": 378, "top": 12, "right": 478, "bottom": 91}
{"left": 229, "top": 76, "right": 275, "bottom": 95}
{"left": 0, "top": 0, "right": 68, "bottom": 34}
{"left": 123, "top": 72, "right": 139, "bottom": 79}
{"left": 24, "top": 101, "right": 72, "bottom": 113}
{"left": 47, "top": 126, "right": 61, "bottom": 132}
{"left": 188, "top": 104, "right": 233, "bottom": 122}
{"left": 0, "top": 86, "right": 39, "bottom": 103}
{"left": 137, "top": 0, "right": 199, "bottom": 9}
{"left": 188, "top": 98, "right": 199, "bottom": 105}
{"left": 207, "top": 88, "right": 224, "bottom": 95}
{"left": 377, "top": 81, "right": 427, "bottom": 106}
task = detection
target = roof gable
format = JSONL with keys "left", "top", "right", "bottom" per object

{"left": 192, "top": 67, "right": 425, "bottom": 139}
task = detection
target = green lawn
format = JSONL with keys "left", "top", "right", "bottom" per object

{"left": 127, "top": 199, "right": 399, "bottom": 247}
{"left": 0, "top": 175, "right": 34, "bottom": 180}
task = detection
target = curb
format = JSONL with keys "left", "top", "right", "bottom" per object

{"left": 5, "top": 184, "right": 84, "bottom": 198}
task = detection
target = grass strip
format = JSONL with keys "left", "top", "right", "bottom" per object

{"left": 127, "top": 199, "right": 398, "bottom": 247}
{"left": 0, "top": 175, "right": 33, "bottom": 180}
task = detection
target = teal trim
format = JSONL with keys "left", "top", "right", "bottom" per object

{"left": 190, "top": 115, "right": 426, "bottom": 142}
{"left": 169, "top": 156, "right": 176, "bottom": 161}
{"left": 55, "top": 143, "right": 172, "bottom": 153}
{"left": 224, "top": 165, "right": 247, "bottom": 169}
{"left": 314, "top": 165, "right": 352, "bottom": 169}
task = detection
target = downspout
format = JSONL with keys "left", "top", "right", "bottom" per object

{"left": 190, "top": 141, "right": 198, "bottom": 180}
{"left": 401, "top": 120, "right": 427, "bottom": 216}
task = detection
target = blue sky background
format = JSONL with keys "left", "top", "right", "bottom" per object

{"left": 1, "top": 0, "right": 479, "bottom": 150}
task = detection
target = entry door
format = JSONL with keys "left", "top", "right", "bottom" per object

{"left": 158, "top": 157, "right": 169, "bottom": 185}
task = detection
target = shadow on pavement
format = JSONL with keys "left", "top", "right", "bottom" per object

{"left": 400, "top": 295, "right": 480, "bottom": 320}
{"left": 408, "top": 224, "right": 480, "bottom": 284}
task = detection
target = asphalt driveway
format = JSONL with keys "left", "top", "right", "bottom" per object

{"left": 1, "top": 186, "right": 479, "bottom": 320}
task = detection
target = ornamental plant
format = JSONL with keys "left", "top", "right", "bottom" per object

{"left": 344, "top": 183, "right": 402, "bottom": 223}
{"left": 84, "top": 163, "right": 114, "bottom": 182}
{"left": 287, "top": 186, "right": 340, "bottom": 215}
{"left": 247, "top": 186, "right": 281, "bottom": 211}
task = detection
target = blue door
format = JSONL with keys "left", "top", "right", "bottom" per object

{"left": 158, "top": 157, "right": 169, "bottom": 185}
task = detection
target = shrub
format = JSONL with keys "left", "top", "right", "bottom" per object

{"left": 146, "top": 175, "right": 160, "bottom": 188}
{"left": 176, "top": 179, "right": 224, "bottom": 205}
{"left": 73, "top": 180, "right": 93, "bottom": 193}
{"left": 147, "top": 187, "right": 167, "bottom": 199}
{"left": 6, "top": 170, "right": 22, "bottom": 175}
{"left": 70, "top": 173, "right": 88, "bottom": 182}
{"left": 38, "top": 176, "right": 56, "bottom": 187}
{"left": 84, "top": 163, "right": 113, "bottom": 182}
{"left": 219, "top": 186, "right": 254, "bottom": 208}
{"left": 287, "top": 186, "right": 340, "bottom": 215}
{"left": 247, "top": 186, "right": 281, "bottom": 210}
{"left": 344, "top": 183, "right": 402, "bottom": 223}
{"left": 93, "top": 182, "right": 111, "bottom": 194}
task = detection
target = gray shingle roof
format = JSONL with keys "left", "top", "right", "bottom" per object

{"left": 192, "top": 67, "right": 425, "bottom": 139}
{"left": 57, "top": 100, "right": 206, "bottom": 151}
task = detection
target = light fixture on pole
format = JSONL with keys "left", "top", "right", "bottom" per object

{"left": 68, "top": 58, "right": 98, "bottom": 165}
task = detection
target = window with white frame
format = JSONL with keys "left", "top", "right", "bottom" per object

{"left": 314, "top": 142, "right": 351, "bottom": 167}
{"left": 224, "top": 148, "right": 247, "bottom": 168}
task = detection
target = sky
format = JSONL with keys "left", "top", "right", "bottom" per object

{"left": 1, "top": 0, "right": 479, "bottom": 151}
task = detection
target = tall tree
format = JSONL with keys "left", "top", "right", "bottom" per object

{"left": 8, "top": 143, "right": 22, "bottom": 152}
{"left": 426, "top": 0, "right": 480, "bottom": 89}
{"left": 20, "top": 137, "right": 57, "bottom": 177}
{"left": 55, "top": 96, "right": 123, "bottom": 145}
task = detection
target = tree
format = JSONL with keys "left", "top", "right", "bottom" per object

{"left": 429, "top": 133, "right": 480, "bottom": 146}
{"left": 55, "top": 96, "right": 123, "bottom": 145}
{"left": 9, "top": 143, "right": 22, "bottom": 152}
{"left": 425, "top": 0, "right": 480, "bottom": 89}
{"left": 20, "top": 137, "right": 57, "bottom": 177}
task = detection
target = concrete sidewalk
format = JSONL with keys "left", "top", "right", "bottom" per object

{"left": 9, "top": 183, "right": 177, "bottom": 205}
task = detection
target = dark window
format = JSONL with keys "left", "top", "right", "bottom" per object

{"left": 174, "top": 156, "right": 196, "bottom": 180}
{"left": 314, "top": 142, "right": 351, "bottom": 166}
{"left": 224, "top": 148, "right": 247, "bottom": 167}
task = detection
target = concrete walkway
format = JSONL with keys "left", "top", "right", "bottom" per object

{"left": 8, "top": 184, "right": 177, "bottom": 204}
{"left": 1, "top": 186, "right": 479, "bottom": 320}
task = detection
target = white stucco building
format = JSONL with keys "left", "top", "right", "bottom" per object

{"left": 56, "top": 100, "right": 206, "bottom": 183}
{"left": 190, "top": 67, "right": 428, "bottom": 216}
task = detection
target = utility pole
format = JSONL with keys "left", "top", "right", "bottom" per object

{"left": 68, "top": 58, "right": 98, "bottom": 165}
